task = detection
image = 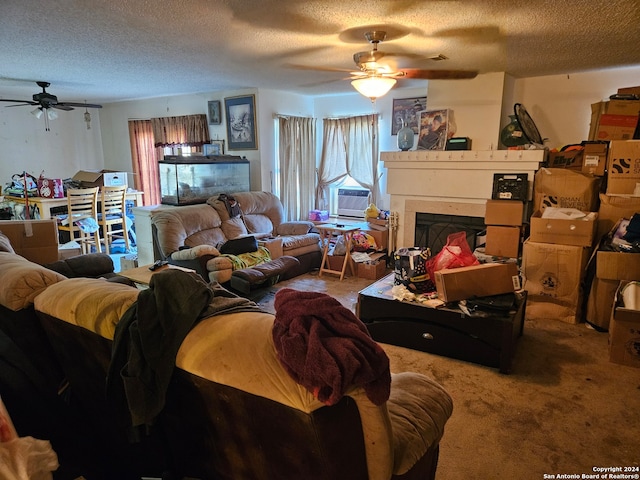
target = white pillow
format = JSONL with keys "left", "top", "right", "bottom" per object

{"left": 171, "top": 244, "right": 220, "bottom": 261}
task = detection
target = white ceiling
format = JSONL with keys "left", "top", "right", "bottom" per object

{"left": 1, "top": 0, "right": 640, "bottom": 105}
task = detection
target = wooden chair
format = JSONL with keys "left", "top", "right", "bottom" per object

{"left": 98, "top": 185, "right": 130, "bottom": 254}
{"left": 58, "top": 187, "right": 101, "bottom": 254}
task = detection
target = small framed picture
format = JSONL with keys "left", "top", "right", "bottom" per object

{"left": 417, "top": 109, "right": 450, "bottom": 151}
{"left": 208, "top": 100, "right": 222, "bottom": 125}
{"left": 392, "top": 97, "right": 427, "bottom": 135}
{"left": 204, "top": 139, "right": 225, "bottom": 156}
{"left": 225, "top": 94, "right": 258, "bottom": 150}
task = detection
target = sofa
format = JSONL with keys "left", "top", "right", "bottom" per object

{"left": 0, "top": 236, "right": 139, "bottom": 478}
{"left": 151, "top": 191, "right": 323, "bottom": 284}
{"left": 1, "top": 245, "right": 454, "bottom": 479}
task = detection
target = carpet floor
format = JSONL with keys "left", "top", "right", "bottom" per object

{"left": 259, "top": 269, "right": 640, "bottom": 480}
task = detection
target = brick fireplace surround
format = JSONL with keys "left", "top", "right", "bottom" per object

{"left": 381, "top": 149, "right": 546, "bottom": 249}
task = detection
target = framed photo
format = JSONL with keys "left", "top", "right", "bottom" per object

{"left": 417, "top": 109, "right": 450, "bottom": 151}
{"left": 391, "top": 97, "right": 427, "bottom": 135}
{"left": 203, "top": 139, "right": 225, "bottom": 156}
{"left": 208, "top": 100, "right": 222, "bottom": 125}
{"left": 224, "top": 94, "right": 258, "bottom": 150}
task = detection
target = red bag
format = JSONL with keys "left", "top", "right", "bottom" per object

{"left": 425, "top": 231, "right": 479, "bottom": 280}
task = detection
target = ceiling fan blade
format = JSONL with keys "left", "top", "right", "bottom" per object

{"left": 0, "top": 99, "right": 38, "bottom": 105}
{"left": 57, "top": 102, "right": 103, "bottom": 109}
{"left": 399, "top": 69, "right": 478, "bottom": 80}
{"left": 52, "top": 104, "right": 75, "bottom": 111}
{"left": 284, "top": 63, "right": 357, "bottom": 74}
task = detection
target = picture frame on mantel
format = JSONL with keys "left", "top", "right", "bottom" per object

{"left": 391, "top": 97, "right": 427, "bottom": 135}
{"left": 224, "top": 94, "right": 258, "bottom": 150}
{"left": 203, "top": 139, "right": 225, "bottom": 155}
{"left": 208, "top": 100, "right": 222, "bottom": 125}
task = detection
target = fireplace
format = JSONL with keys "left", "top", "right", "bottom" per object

{"left": 380, "top": 149, "right": 545, "bottom": 250}
{"left": 415, "top": 212, "right": 486, "bottom": 254}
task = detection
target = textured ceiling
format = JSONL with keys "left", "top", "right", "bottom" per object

{"left": 1, "top": 0, "right": 639, "bottom": 105}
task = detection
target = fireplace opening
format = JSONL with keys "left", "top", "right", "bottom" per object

{"left": 414, "top": 212, "right": 486, "bottom": 254}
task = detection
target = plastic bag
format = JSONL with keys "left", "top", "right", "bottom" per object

{"left": 425, "top": 231, "right": 479, "bottom": 281}
{"left": 0, "top": 399, "right": 58, "bottom": 480}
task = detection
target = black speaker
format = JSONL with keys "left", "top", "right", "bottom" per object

{"left": 445, "top": 137, "right": 471, "bottom": 150}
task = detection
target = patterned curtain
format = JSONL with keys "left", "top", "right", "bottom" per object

{"left": 150, "top": 114, "right": 210, "bottom": 147}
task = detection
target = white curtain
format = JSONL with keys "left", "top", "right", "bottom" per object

{"left": 278, "top": 115, "right": 316, "bottom": 221}
{"left": 316, "top": 114, "right": 379, "bottom": 210}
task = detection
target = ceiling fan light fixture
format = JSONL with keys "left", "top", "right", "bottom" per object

{"left": 31, "top": 107, "right": 44, "bottom": 119}
{"left": 351, "top": 76, "right": 396, "bottom": 101}
{"left": 47, "top": 109, "right": 58, "bottom": 120}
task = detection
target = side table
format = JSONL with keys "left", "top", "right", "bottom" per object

{"left": 315, "top": 223, "right": 360, "bottom": 280}
{"left": 119, "top": 263, "right": 196, "bottom": 287}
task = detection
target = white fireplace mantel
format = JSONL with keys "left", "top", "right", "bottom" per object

{"left": 381, "top": 149, "right": 546, "bottom": 249}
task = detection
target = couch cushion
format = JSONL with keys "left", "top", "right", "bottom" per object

{"left": 0, "top": 252, "right": 67, "bottom": 311}
{"left": 34, "top": 278, "right": 139, "bottom": 340}
{"left": 387, "top": 372, "right": 453, "bottom": 475}
{"left": 152, "top": 204, "right": 226, "bottom": 257}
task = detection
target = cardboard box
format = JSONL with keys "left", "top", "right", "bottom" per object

{"left": 586, "top": 277, "right": 619, "bottom": 330}
{"left": 485, "top": 225, "right": 521, "bottom": 258}
{"left": 58, "top": 240, "right": 82, "bottom": 260}
{"left": 0, "top": 219, "right": 59, "bottom": 264}
{"left": 596, "top": 250, "right": 640, "bottom": 281}
{"left": 609, "top": 281, "right": 640, "bottom": 368}
{"left": 529, "top": 210, "right": 598, "bottom": 247}
{"left": 434, "top": 262, "right": 520, "bottom": 303}
{"left": 359, "top": 226, "right": 388, "bottom": 252}
{"left": 606, "top": 140, "right": 640, "bottom": 195}
{"left": 534, "top": 168, "right": 601, "bottom": 213}
{"left": 593, "top": 114, "right": 639, "bottom": 141}
{"left": 581, "top": 142, "right": 609, "bottom": 176}
{"left": 484, "top": 200, "right": 524, "bottom": 226}
{"left": 326, "top": 254, "right": 355, "bottom": 274}
{"left": 589, "top": 100, "right": 640, "bottom": 141}
{"left": 617, "top": 86, "right": 640, "bottom": 97}
{"left": 73, "top": 170, "right": 128, "bottom": 188}
{"left": 596, "top": 193, "right": 640, "bottom": 242}
{"left": 357, "top": 253, "right": 387, "bottom": 280}
{"left": 366, "top": 217, "right": 388, "bottom": 227}
{"left": 522, "top": 240, "right": 590, "bottom": 324}
{"left": 547, "top": 150, "right": 584, "bottom": 170}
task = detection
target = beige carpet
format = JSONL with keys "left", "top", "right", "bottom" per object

{"left": 259, "top": 269, "right": 640, "bottom": 479}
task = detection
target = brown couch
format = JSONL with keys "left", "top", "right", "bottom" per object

{"left": 28, "top": 265, "right": 453, "bottom": 479}
{"left": 151, "top": 191, "right": 322, "bottom": 283}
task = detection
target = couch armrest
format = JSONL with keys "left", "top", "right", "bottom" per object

{"left": 276, "top": 221, "right": 314, "bottom": 236}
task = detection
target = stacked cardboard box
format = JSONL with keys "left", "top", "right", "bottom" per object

{"left": 609, "top": 281, "right": 640, "bottom": 368}
{"left": 483, "top": 199, "right": 524, "bottom": 259}
{"left": 523, "top": 168, "right": 602, "bottom": 324}
{"left": 589, "top": 99, "right": 640, "bottom": 142}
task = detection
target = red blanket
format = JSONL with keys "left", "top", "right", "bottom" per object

{"left": 272, "top": 288, "right": 391, "bottom": 406}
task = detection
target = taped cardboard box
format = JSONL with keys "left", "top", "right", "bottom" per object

{"left": 357, "top": 253, "right": 387, "bottom": 280}
{"left": 606, "top": 140, "right": 640, "bottom": 195}
{"left": 529, "top": 210, "right": 598, "bottom": 247}
{"left": 73, "top": 170, "right": 128, "bottom": 188}
{"left": 581, "top": 142, "right": 609, "bottom": 176}
{"left": 534, "top": 168, "right": 601, "bottom": 213}
{"left": 589, "top": 100, "right": 640, "bottom": 141}
{"left": 0, "top": 219, "right": 59, "bottom": 264}
{"left": 547, "top": 150, "right": 583, "bottom": 170}
{"left": 609, "top": 281, "right": 640, "bottom": 368}
{"left": 484, "top": 200, "right": 524, "bottom": 226}
{"left": 522, "top": 240, "right": 590, "bottom": 324}
{"left": 434, "top": 262, "right": 520, "bottom": 303}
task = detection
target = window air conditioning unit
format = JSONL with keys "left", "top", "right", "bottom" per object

{"left": 337, "top": 188, "right": 370, "bottom": 218}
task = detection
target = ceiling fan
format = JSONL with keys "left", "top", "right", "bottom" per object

{"left": 290, "top": 30, "right": 478, "bottom": 100}
{"left": 0, "top": 81, "right": 102, "bottom": 130}
{"left": 0, "top": 81, "right": 103, "bottom": 111}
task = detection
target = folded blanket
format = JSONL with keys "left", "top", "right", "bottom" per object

{"left": 272, "top": 288, "right": 390, "bottom": 406}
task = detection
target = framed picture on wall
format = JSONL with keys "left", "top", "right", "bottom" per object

{"left": 204, "top": 139, "right": 225, "bottom": 155}
{"left": 224, "top": 94, "right": 258, "bottom": 150}
{"left": 391, "top": 97, "right": 427, "bottom": 135}
{"left": 208, "top": 100, "right": 222, "bottom": 125}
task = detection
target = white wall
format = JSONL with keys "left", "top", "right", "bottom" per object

{"left": 2, "top": 65, "right": 639, "bottom": 208}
